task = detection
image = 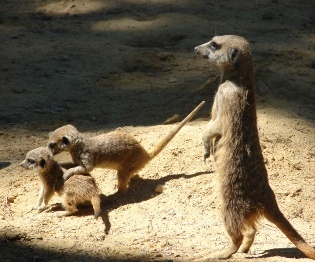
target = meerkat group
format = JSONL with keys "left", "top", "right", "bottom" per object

{"left": 21, "top": 101, "right": 204, "bottom": 217}
{"left": 18, "top": 35, "right": 314, "bottom": 260}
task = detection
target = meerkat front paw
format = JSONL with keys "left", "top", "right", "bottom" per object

{"left": 62, "top": 170, "right": 71, "bottom": 181}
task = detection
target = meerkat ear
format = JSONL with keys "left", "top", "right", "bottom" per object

{"left": 229, "top": 48, "right": 240, "bottom": 65}
{"left": 39, "top": 159, "right": 46, "bottom": 168}
{"left": 62, "top": 136, "right": 70, "bottom": 145}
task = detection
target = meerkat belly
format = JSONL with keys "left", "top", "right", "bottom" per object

{"left": 216, "top": 135, "right": 269, "bottom": 207}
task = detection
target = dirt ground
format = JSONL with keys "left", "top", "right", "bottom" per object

{"left": 0, "top": 0, "right": 314, "bottom": 261}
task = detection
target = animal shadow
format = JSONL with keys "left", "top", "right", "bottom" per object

{"left": 0, "top": 162, "right": 11, "bottom": 170}
{"left": 44, "top": 169, "right": 211, "bottom": 236}
{"left": 252, "top": 247, "right": 314, "bottom": 259}
{"left": 102, "top": 171, "right": 212, "bottom": 234}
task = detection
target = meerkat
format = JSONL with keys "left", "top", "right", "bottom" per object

{"left": 195, "top": 35, "right": 315, "bottom": 260}
{"left": 20, "top": 147, "right": 102, "bottom": 218}
{"left": 47, "top": 101, "right": 205, "bottom": 198}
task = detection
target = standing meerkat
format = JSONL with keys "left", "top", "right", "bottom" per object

{"left": 20, "top": 147, "right": 102, "bottom": 218}
{"left": 47, "top": 101, "right": 205, "bottom": 198}
{"left": 195, "top": 35, "right": 315, "bottom": 260}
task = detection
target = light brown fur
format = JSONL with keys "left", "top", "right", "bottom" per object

{"left": 20, "top": 147, "right": 102, "bottom": 218}
{"left": 47, "top": 101, "right": 205, "bottom": 198}
{"left": 195, "top": 35, "right": 315, "bottom": 260}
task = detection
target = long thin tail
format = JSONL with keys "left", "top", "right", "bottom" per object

{"left": 148, "top": 101, "right": 205, "bottom": 159}
{"left": 264, "top": 203, "right": 315, "bottom": 259}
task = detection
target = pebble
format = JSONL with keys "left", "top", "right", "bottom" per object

{"left": 155, "top": 185, "right": 164, "bottom": 193}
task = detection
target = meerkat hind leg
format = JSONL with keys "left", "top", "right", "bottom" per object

{"left": 207, "top": 222, "right": 244, "bottom": 260}
{"left": 238, "top": 224, "right": 257, "bottom": 253}
{"left": 105, "top": 168, "right": 136, "bottom": 203}
{"left": 91, "top": 196, "right": 101, "bottom": 219}
{"left": 117, "top": 168, "right": 138, "bottom": 194}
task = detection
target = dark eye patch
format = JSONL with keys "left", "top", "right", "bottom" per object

{"left": 62, "top": 137, "right": 69, "bottom": 145}
{"left": 27, "top": 159, "right": 35, "bottom": 164}
{"left": 209, "top": 41, "right": 220, "bottom": 50}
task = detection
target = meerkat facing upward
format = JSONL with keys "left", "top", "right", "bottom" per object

{"left": 47, "top": 101, "right": 205, "bottom": 198}
{"left": 20, "top": 147, "right": 102, "bottom": 218}
{"left": 195, "top": 35, "right": 315, "bottom": 260}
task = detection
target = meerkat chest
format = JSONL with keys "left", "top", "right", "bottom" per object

{"left": 217, "top": 82, "right": 247, "bottom": 116}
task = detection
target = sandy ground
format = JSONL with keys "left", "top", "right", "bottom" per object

{"left": 0, "top": 0, "right": 314, "bottom": 261}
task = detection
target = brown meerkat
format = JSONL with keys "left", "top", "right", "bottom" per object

{"left": 195, "top": 35, "right": 315, "bottom": 260}
{"left": 47, "top": 101, "right": 205, "bottom": 198}
{"left": 20, "top": 147, "right": 102, "bottom": 218}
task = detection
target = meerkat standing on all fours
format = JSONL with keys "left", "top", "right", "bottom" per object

{"left": 20, "top": 147, "right": 102, "bottom": 218}
{"left": 195, "top": 35, "right": 315, "bottom": 260}
{"left": 47, "top": 101, "right": 205, "bottom": 200}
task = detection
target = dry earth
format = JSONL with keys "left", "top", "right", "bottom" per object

{"left": 0, "top": 0, "right": 314, "bottom": 261}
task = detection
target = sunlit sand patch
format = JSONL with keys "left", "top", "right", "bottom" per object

{"left": 38, "top": 0, "right": 109, "bottom": 16}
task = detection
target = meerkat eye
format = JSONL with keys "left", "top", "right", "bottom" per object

{"left": 27, "top": 159, "right": 35, "bottom": 164}
{"left": 209, "top": 41, "right": 220, "bottom": 50}
{"left": 62, "top": 137, "right": 69, "bottom": 145}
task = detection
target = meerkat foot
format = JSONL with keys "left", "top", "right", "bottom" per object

{"left": 205, "top": 241, "right": 241, "bottom": 260}
{"left": 31, "top": 205, "right": 40, "bottom": 211}
{"left": 205, "top": 249, "right": 234, "bottom": 260}
{"left": 35, "top": 206, "right": 49, "bottom": 213}
{"left": 94, "top": 211, "right": 101, "bottom": 219}
{"left": 56, "top": 210, "right": 77, "bottom": 217}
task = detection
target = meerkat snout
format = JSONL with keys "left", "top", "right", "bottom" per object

{"left": 48, "top": 142, "right": 57, "bottom": 155}
{"left": 194, "top": 46, "right": 210, "bottom": 59}
{"left": 48, "top": 142, "right": 56, "bottom": 149}
{"left": 19, "top": 158, "right": 35, "bottom": 169}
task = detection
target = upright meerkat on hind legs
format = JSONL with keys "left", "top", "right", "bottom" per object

{"left": 195, "top": 35, "right": 315, "bottom": 260}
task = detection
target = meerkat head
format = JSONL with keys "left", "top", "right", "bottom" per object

{"left": 194, "top": 35, "right": 252, "bottom": 73}
{"left": 20, "top": 147, "right": 52, "bottom": 172}
{"left": 47, "top": 124, "right": 80, "bottom": 155}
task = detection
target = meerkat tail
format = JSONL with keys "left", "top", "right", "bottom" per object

{"left": 265, "top": 207, "right": 315, "bottom": 259}
{"left": 148, "top": 101, "right": 205, "bottom": 159}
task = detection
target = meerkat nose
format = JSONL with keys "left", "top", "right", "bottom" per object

{"left": 194, "top": 46, "right": 209, "bottom": 59}
{"left": 49, "top": 142, "right": 56, "bottom": 149}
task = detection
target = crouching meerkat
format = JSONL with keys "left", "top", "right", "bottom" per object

{"left": 20, "top": 147, "right": 102, "bottom": 218}
{"left": 47, "top": 101, "right": 205, "bottom": 198}
{"left": 195, "top": 35, "right": 315, "bottom": 260}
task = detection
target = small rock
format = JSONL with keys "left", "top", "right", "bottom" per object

{"left": 164, "top": 114, "right": 179, "bottom": 125}
{"left": 12, "top": 86, "right": 26, "bottom": 94}
{"left": 155, "top": 185, "right": 164, "bottom": 193}
{"left": 7, "top": 196, "right": 16, "bottom": 203}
